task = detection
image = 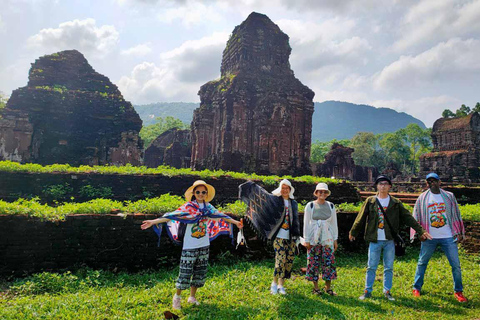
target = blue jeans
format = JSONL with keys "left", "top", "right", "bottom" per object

{"left": 413, "top": 237, "right": 463, "bottom": 292}
{"left": 365, "top": 240, "right": 395, "bottom": 293}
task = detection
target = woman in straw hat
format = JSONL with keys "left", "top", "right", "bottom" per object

{"left": 303, "top": 183, "right": 338, "bottom": 296}
{"left": 239, "top": 179, "right": 300, "bottom": 295}
{"left": 141, "top": 180, "right": 243, "bottom": 310}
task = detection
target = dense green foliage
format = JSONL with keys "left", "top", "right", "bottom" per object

{"left": 139, "top": 116, "right": 189, "bottom": 147}
{"left": 1, "top": 249, "right": 478, "bottom": 319}
{"left": 1, "top": 195, "right": 479, "bottom": 222}
{"left": 0, "top": 160, "right": 340, "bottom": 186}
{"left": 442, "top": 102, "right": 480, "bottom": 118}
{"left": 311, "top": 123, "right": 432, "bottom": 175}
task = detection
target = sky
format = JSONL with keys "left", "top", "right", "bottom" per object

{"left": 1, "top": 0, "right": 480, "bottom": 127}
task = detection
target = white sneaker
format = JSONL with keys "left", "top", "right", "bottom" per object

{"left": 270, "top": 283, "right": 278, "bottom": 294}
{"left": 278, "top": 287, "right": 286, "bottom": 295}
{"left": 172, "top": 295, "right": 181, "bottom": 310}
{"left": 187, "top": 296, "right": 200, "bottom": 305}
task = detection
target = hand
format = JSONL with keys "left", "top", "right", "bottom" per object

{"left": 456, "top": 234, "right": 464, "bottom": 242}
{"left": 333, "top": 240, "right": 338, "bottom": 252}
{"left": 235, "top": 219, "right": 244, "bottom": 229}
{"left": 349, "top": 234, "right": 355, "bottom": 242}
{"left": 304, "top": 242, "right": 312, "bottom": 250}
{"left": 141, "top": 220, "right": 155, "bottom": 230}
{"left": 421, "top": 232, "right": 433, "bottom": 241}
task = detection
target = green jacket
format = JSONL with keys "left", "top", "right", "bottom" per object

{"left": 350, "top": 195, "right": 425, "bottom": 243}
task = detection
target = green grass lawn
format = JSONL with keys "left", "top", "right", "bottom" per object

{"left": 1, "top": 248, "right": 478, "bottom": 320}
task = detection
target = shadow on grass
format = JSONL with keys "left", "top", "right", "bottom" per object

{"left": 176, "top": 300, "right": 262, "bottom": 319}
{"left": 395, "top": 294, "right": 472, "bottom": 316}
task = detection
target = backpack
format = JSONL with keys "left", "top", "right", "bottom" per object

{"left": 310, "top": 202, "right": 334, "bottom": 210}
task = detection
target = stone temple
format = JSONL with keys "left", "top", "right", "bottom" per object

{"left": 191, "top": 12, "right": 315, "bottom": 175}
{"left": 0, "top": 50, "right": 143, "bottom": 166}
{"left": 419, "top": 112, "right": 480, "bottom": 182}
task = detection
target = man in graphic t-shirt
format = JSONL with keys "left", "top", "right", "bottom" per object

{"left": 411, "top": 172, "right": 468, "bottom": 303}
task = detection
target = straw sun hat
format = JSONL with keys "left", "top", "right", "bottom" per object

{"left": 184, "top": 180, "right": 216, "bottom": 203}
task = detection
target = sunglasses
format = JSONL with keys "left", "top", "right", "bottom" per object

{"left": 316, "top": 190, "right": 329, "bottom": 194}
{"left": 195, "top": 191, "right": 207, "bottom": 195}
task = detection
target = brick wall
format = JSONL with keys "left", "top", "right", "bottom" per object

{"left": 2, "top": 212, "right": 477, "bottom": 277}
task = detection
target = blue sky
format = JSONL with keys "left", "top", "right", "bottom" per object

{"left": 1, "top": 0, "right": 480, "bottom": 127}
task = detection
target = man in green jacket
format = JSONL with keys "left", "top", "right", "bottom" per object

{"left": 349, "top": 175, "right": 432, "bottom": 301}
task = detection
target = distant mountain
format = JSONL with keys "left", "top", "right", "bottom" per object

{"left": 312, "top": 101, "right": 426, "bottom": 142}
{"left": 134, "top": 100, "right": 426, "bottom": 141}
{"left": 134, "top": 102, "right": 198, "bottom": 126}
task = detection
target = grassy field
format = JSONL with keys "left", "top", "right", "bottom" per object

{"left": 0, "top": 247, "right": 478, "bottom": 320}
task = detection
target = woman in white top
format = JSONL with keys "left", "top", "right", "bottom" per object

{"left": 303, "top": 183, "right": 338, "bottom": 295}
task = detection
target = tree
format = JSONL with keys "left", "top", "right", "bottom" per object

{"left": 139, "top": 116, "right": 188, "bottom": 147}
{"left": 0, "top": 92, "right": 7, "bottom": 116}
{"left": 379, "top": 131, "right": 411, "bottom": 171}
{"left": 351, "top": 132, "right": 378, "bottom": 167}
{"left": 399, "top": 123, "right": 432, "bottom": 174}
{"left": 442, "top": 109, "right": 455, "bottom": 118}
{"left": 310, "top": 139, "right": 351, "bottom": 163}
{"left": 472, "top": 102, "right": 480, "bottom": 114}
{"left": 455, "top": 104, "right": 471, "bottom": 117}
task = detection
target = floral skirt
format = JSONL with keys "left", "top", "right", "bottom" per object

{"left": 305, "top": 245, "right": 337, "bottom": 281}
{"left": 273, "top": 238, "right": 296, "bottom": 279}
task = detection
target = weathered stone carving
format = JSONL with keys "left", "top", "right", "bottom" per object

{"left": 0, "top": 50, "right": 143, "bottom": 166}
{"left": 420, "top": 113, "right": 480, "bottom": 182}
{"left": 144, "top": 128, "right": 191, "bottom": 168}
{"left": 313, "top": 143, "right": 377, "bottom": 182}
{"left": 191, "top": 12, "right": 314, "bottom": 175}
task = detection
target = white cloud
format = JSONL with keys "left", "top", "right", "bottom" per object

{"left": 394, "top": 0, "right": 480, "bottom": 51}
{"left": 375, "top": 38, "right": 480, "bottom": 91}
{"left": 27, "top": 18, "right": 119, "bottom": 57}
{"left": 0, "top": 14, "right": 5, "bottom": 33}
{"left": 118, "top": 32, "right": 228, "bottom": 103}
{"left": 157, "top": 2, "right": 223, "bottom": 27}
{"left": 121, "top": 43, "right": 152, "bottom": 57}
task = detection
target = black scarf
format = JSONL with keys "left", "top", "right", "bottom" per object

{"left": 239, "top": 181, "right": 300, "bottom": 240}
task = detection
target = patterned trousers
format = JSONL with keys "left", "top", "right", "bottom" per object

{"left": 273, "top": 238, "right": 296, "bottom": 279}
{"left": 175, "top": 246, "right": 210, "bottom": 290}
{"left": 305, "top": 245, "right": 337, "bottom": 282}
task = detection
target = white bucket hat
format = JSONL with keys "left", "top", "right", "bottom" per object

{"left": 313, "top": 182, "right": 331, "bottom": 196}
{"left": 271, "top": 179, "right": 295, "bottom": 199}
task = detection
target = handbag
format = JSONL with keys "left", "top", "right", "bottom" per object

{"left": 376, "top": 198, "right": 406, "bottom": 257}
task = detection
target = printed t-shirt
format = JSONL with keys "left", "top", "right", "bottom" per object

{"left": 182, "top": 203, "right": 210, "bottom": 249}
{"left": 427, "top": 193, "right": 452, "bottom": 239}
{"left": 276, "top": 199, "right": 291, "bottom": 239}
{"left": 377, "top": 196, "right": 390, "bottom": 241}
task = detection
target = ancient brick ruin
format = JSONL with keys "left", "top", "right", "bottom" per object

{"left": 144, "top": 128, "right": 191, "bottom": 168}
{"left": 313, "top": 143, "right": 377, "bottom": 182}
{"left": 420, "top": 113, "right": 480, "bottom": 182}
{"left": 0, "top": 50, "right": 143, "bottom": 166}
{"left": 191, "top": 12, "right": 315, "bottom": 175}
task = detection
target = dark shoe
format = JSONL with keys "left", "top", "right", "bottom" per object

{"left": 359, "top": 290, "right": 371, "bottom": 300}
{"left": 312, "top": 288, "right": 323, "bottom": 295}
{"left": 384, "top": 291, "right": 395, "bottom": 301}
{"left": 324, "top": 288, "right": 337, "bottom": 296}
{"left": 454, "top": 292, "right": 468, "bottom": 303}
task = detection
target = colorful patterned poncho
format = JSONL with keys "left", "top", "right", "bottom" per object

{"left": 153, "top": 201, "right": 233, "bottom": 246}
{"left": 410, "top": 189, "right": 465, "bottom": 240}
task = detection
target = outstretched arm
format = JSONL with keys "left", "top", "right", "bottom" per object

{"left": 141, "top": 217, "right": 170, "bottom": 230}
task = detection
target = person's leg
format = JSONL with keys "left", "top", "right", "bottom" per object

{"left": 272, "top": 238, "right": 284, "bottom": 293}
{"left": 383, "top": 240, "right": 395, "bottom": 294}
{"left": 190, "top": 246, "right": 210, "bottom": 302}
{"left": 365, "top": 241, "right": 382, "bottom": 293}
{"left": 321, "top": 245, "right": 337, "bottom": 293}
{"left": 439, "top": 237, "right": 463, "bottom": 293}
{"left": 174, "top": 249, "right": 195, "bottom": 309}
{"left": 282, "top": 239, "right": 296, "bottom": 281}
{"left": 305, "top": 245, "right": 321, "bottom": 291}
{"left": 413, "top": 239, "right": 437, "bottom": 291}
